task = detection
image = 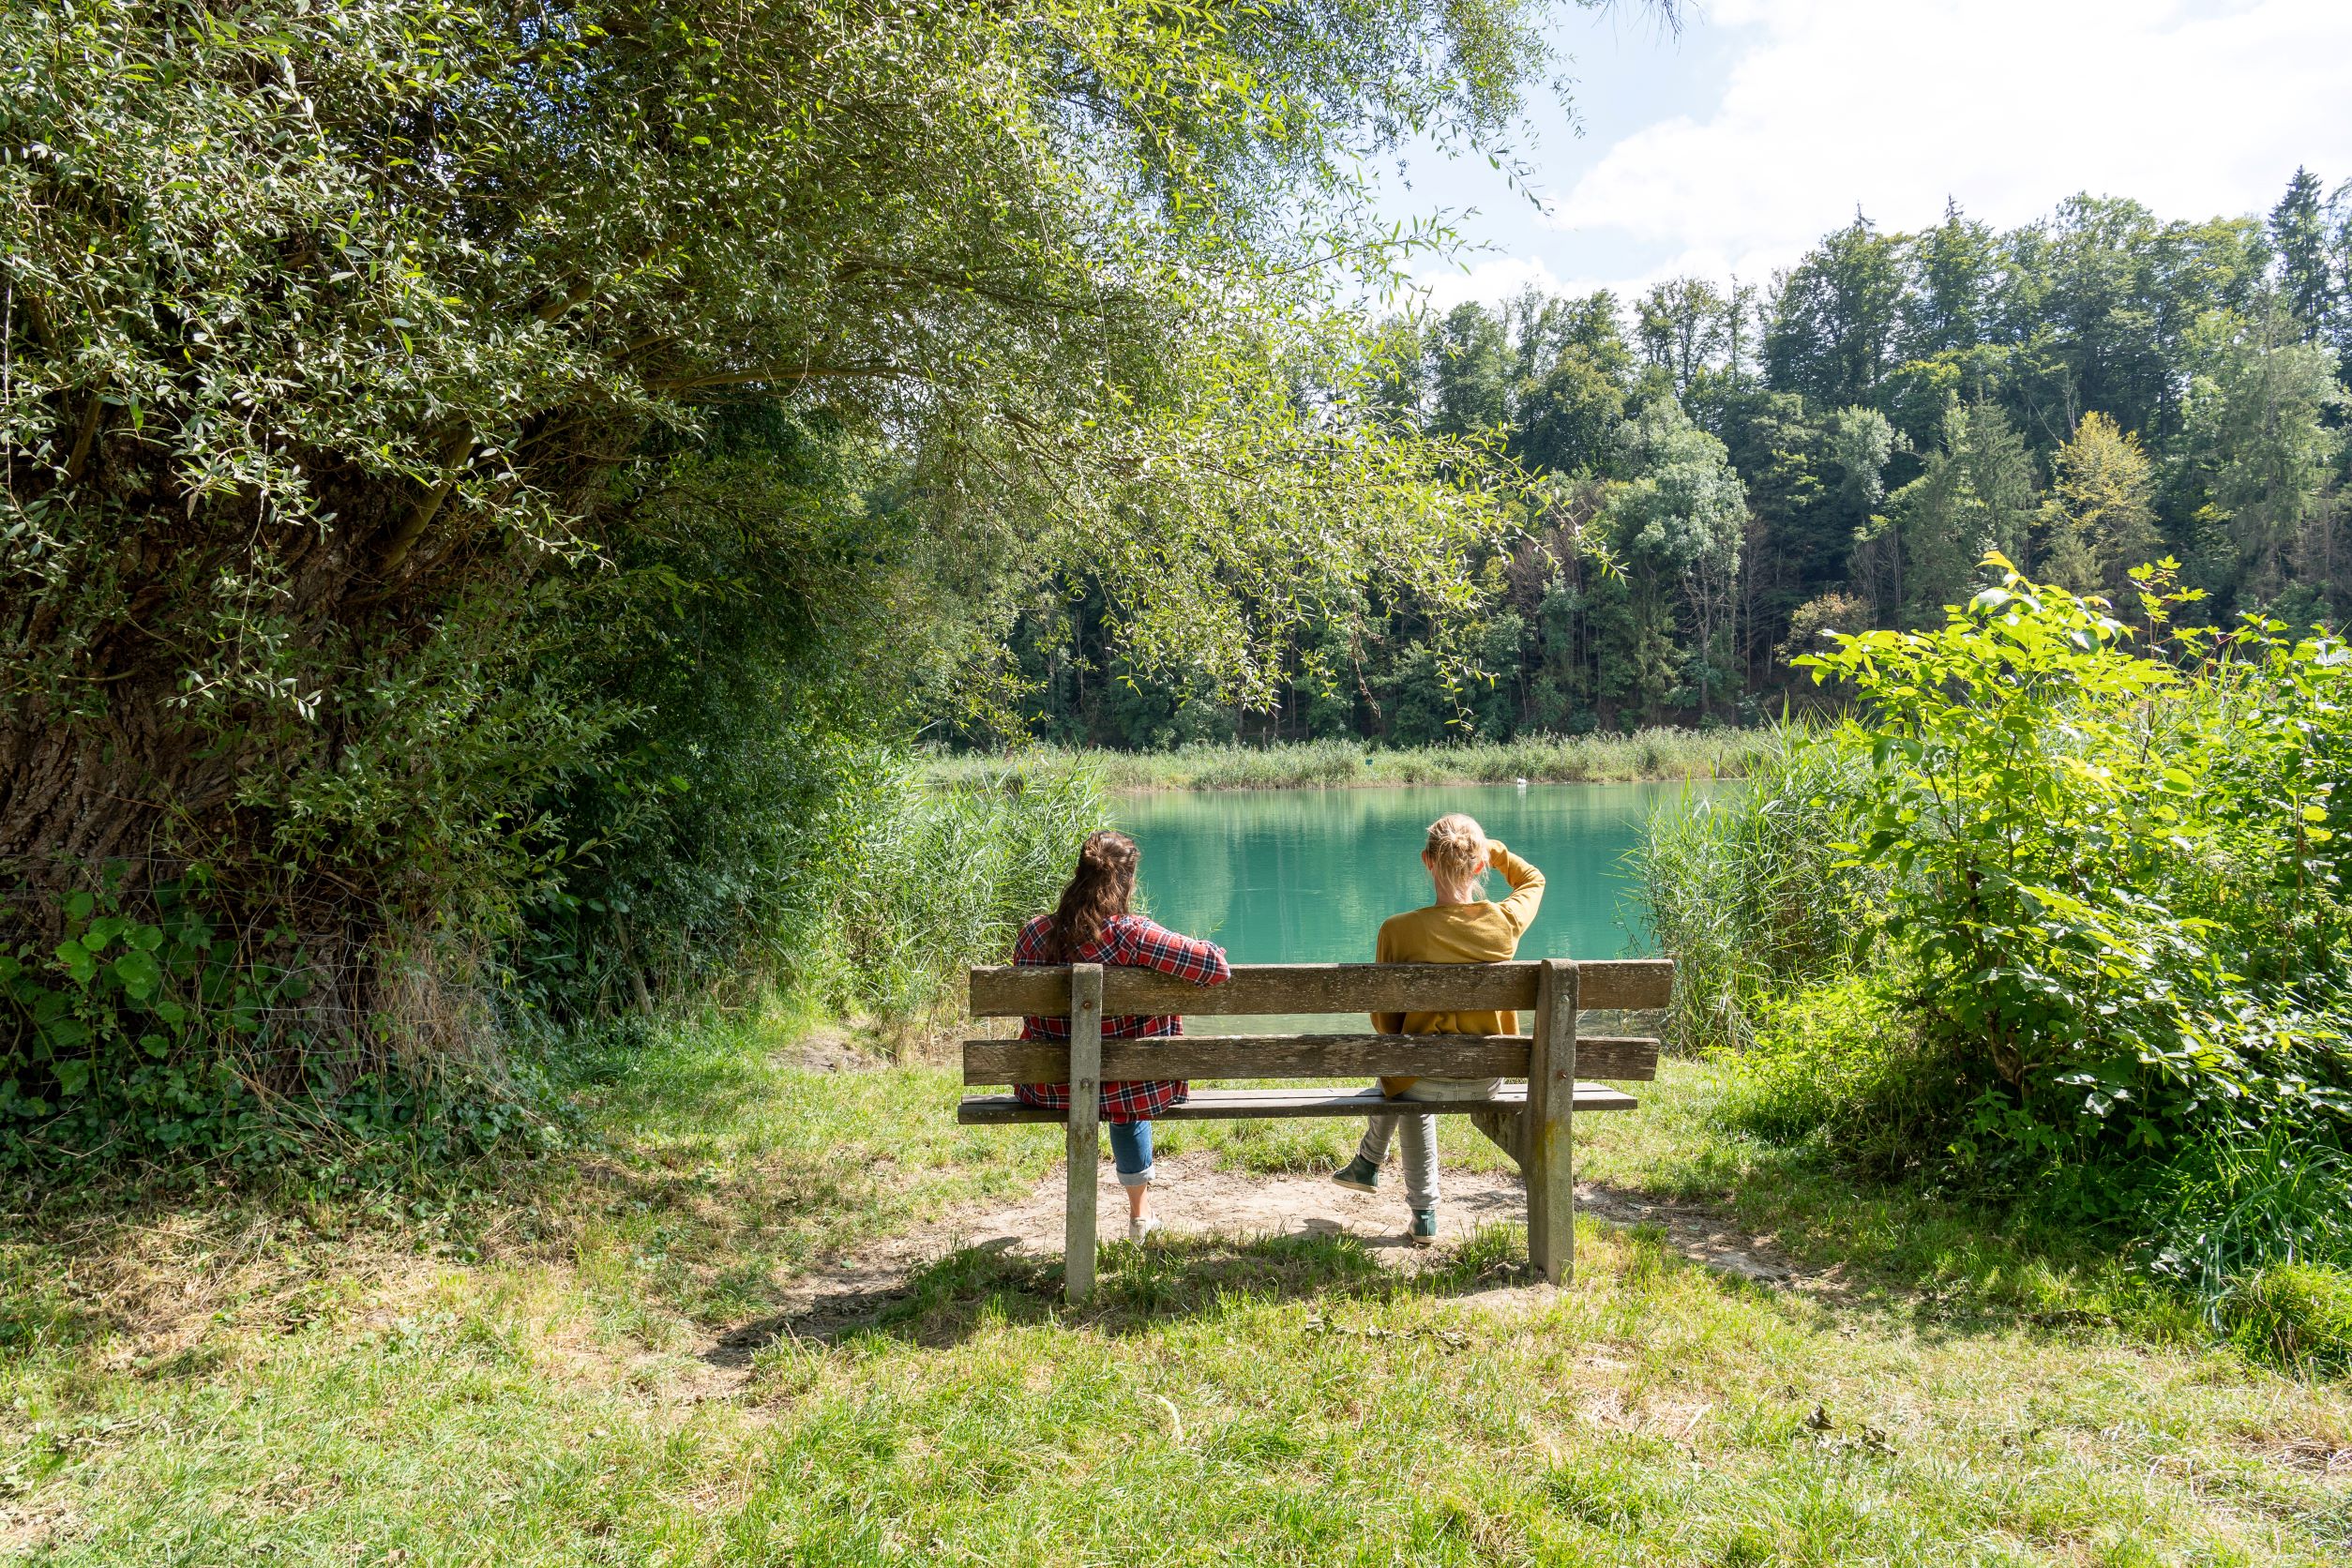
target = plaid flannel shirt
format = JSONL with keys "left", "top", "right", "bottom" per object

{"left": 1013, "top": 913, "right": 1230, "bottom": 1123}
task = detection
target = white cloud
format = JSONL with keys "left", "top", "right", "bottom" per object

{"left": 1409, "top": 255, "right": 1567, "bottom": 310}
{"left": 1551, "top": 0, "right": 2352, "bottom": 279}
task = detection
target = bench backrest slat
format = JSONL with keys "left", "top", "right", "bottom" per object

{"left": 968, "top": 958, "right": 1671, "bottom": 1019}
{"left": 964, "top": 1033, "right": 1658, "bottom": 1086}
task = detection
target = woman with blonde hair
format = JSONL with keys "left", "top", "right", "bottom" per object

{"left": 1331, "top": 812, "right": 1545, "bottom": 1245}
{"left": 1013, "top": 829, "right": 1230, "bottom": 1244}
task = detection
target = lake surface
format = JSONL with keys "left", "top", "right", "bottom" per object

{"left": 1115, "top": 782, "right": 1695, "bottom": 1030}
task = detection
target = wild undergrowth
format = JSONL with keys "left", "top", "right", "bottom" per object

{"left": 920, "top": 727, "right": 1777, "bottom": 793}
{"left": 1638, "top": 557, "right": 2352, "bottom": 1375}
{"left": 1, "top": 757, "right": 1104, "bottom": 1183}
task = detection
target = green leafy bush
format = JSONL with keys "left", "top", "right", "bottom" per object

{"left": 0, "top": 868, "right": 549, "bottom": 1172}
{"left": 1797, "top": 557, "right": 2352, "bottom": 1186}
{"left": 1713, "top": 975, "right": 1959, "bottom": 1179}
{"left": 0, "top": 873, "right": 253, "bottom": 1139}
{"left": 517, "top": 410, "right": 939, "bottom": 1016}
{"left": 1648, "top": 557, "right": 2352, "bottom": 1353}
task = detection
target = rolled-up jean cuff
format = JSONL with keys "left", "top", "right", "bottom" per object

{"left": 1108, "top": 1119, "right": 1153, "bottom": 1188}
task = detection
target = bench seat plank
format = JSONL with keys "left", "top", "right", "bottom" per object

{"left": 955, "top": 1082, "right": 1638, "bottom": 1125}
{"left": 963, "top": 1034, "right": 1657, "bottom": 1085}
{"left": 968, "top": 959, "right": 1671, "bottom": 1019}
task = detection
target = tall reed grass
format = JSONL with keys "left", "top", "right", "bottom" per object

{"left": 2144, "top": 1125, "right": 2352, "bottom": 1308}
{"left": 794, "top": 762, "right": 1108, "bottom": 1032}
{"left": 1632, "top": 724, "right": 1880, "bottom": 1053}
{"left": 922, "top": 728, "right": 1775, "bottom": 793}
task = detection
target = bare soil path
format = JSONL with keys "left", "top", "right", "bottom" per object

{"left": 708, "top": 1153, "right": 1809, "bottom": 1360}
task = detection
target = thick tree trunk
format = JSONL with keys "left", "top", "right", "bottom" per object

{"left": 0, "top": 441, "right": 530, "bottom": 1090}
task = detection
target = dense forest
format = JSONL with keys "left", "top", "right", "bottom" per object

{"left": 994, "top": 174, "right": 2352, "bottom": 746}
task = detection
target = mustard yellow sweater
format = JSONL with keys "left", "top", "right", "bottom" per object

{"left": 1371, "top": 843, "right": 1545, "bottom": 1094}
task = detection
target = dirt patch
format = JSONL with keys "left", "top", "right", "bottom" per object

{"left": 0, "top": 1500, "right": 74, "bottom": 1560}
{"left": 707, "top": 1153, "right": 1811, "bottom": 1363}
{"left": 1576, "top": 1185, "right": 1799, "bottom": 1286}
{"left": 785, "top": 1024, "right": 892, "bottom": 1074}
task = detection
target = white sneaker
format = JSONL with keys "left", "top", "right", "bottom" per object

{"left": 1128, "top": 1214, "right": 1164, "bottom": 1245}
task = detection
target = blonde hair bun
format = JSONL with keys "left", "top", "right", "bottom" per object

{"left": 1425, "top": 812, "right": 1488, "bottom": 885}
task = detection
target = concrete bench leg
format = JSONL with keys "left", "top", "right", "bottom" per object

{"left": 1063, "top": 963, "right": 1103, "bottom": 1304}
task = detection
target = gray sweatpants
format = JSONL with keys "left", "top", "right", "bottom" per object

{"left": 1355, "top": 1078, "right": 1501, "bottom": 1211}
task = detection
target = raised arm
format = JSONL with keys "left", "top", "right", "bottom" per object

{"left": 1111, "top": 917, "right": 1231, "bottom": 985}
{"left": 1486, "top": 841, "right": 1545, "bottom": 939}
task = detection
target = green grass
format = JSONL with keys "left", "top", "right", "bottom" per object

{"left": 921, "top": 729, "right": 1779, "bottom": 793}
{"left": 3, "top": 1013, "right": 2348, "bottom": 1564}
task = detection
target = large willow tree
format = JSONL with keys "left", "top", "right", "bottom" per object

{"left": 0, "top": 0, "right": 1620, "bottom": 1101}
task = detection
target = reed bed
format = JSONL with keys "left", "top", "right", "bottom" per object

{"left": 793, "top": 762, "right": 1109, "bottom": 1032}
{"left": 922, "top": 728, "right": 1776, "bottom": 793}
{"left": 1631, "top": 725, "right": 1880, "bottom": 1054}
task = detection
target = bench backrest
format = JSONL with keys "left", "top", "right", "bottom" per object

{"left": 962, "top": 958, "right": 1671, "bottom": 1086}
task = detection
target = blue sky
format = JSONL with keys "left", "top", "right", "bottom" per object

{"left": 1381, "top": 0, "right": 2352, "bottom": 309}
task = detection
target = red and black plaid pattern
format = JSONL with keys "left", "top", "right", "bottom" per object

{"left": 1012, "top": 913, "right": 1229, "bottom": 1123}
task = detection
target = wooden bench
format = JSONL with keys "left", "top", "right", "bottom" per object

{"left": 959, "top": 957, "right": 1671, "bottom": 1301}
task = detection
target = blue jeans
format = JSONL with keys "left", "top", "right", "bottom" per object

{"left": 1108, "top": 1120, "right": 1153, "bottom": 1189}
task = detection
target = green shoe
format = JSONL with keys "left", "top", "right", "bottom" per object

{"left": 1408, "top": 1209, "right": 1439, "bottom": 1247}
{"left": 1332, "top": 1154, "right": 1382, "bottom": 1193}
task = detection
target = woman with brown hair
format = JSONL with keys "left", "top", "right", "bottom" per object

{"left": 1013, "top": 829, "right": 1230, "bottom": 1244}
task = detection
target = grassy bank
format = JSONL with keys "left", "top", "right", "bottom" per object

{"left": 4, "top": 1009, "right": 2347, "bottom": 1564}
{"left": 921, "top": 729, "right": 1777, "bottom": 793}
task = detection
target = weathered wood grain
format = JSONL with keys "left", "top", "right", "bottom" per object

{"left": 956, "top": 1082, "right": 1639, "bottom": 1124}
{"left": 1063, "top": 964, "right": 1102, "bottom": 1304}
{"left": 1470, "top": 1108, "right": 1524, "bottom": 1166}
{"left": 960, "top": 1033, "right": 1658, "bottom": 1085}
{"left": 967, "top": 959, "right": 1671, "bottom": 1019}
{"left": 1525, "top": 958, "right": 1578, "bottom": 1285}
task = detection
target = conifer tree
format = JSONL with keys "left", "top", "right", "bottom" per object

{"left": 2271, "top": 168, "right": 2338, "bottom": 344}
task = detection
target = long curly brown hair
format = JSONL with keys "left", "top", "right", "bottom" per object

{"left": 1041, "top": 829, "right": 1140, "bottom": 960}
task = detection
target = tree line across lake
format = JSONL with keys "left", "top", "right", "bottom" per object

{"left": 992, "top": 174, "right": 2352, "bottom": 748}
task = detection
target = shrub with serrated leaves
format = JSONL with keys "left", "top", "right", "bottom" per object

{"left": 1796, "top": 555, "right": 2352, "bottom": 1189}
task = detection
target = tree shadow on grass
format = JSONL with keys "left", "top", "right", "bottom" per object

{"left": 710, "top": 1224, "right": 1538, "bottom": 1356}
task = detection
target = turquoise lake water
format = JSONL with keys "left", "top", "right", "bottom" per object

{"left": 1112, "top": 782, "right": 1696, "bottom": 1028}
